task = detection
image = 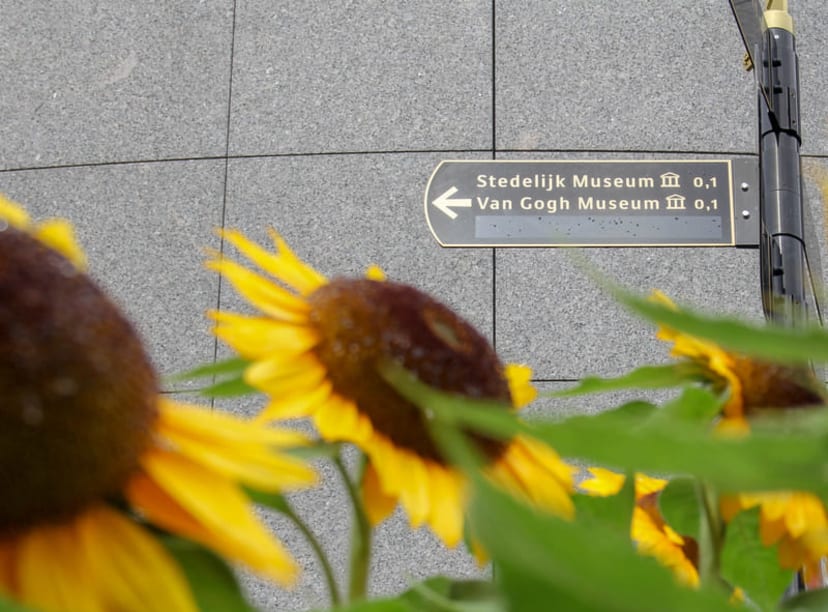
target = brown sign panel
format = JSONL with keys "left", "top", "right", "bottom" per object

{"left": 424, "top": 159, "right": 759, "bottom": 247}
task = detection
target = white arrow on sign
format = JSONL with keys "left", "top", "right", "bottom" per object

{"left": 432, "top": 186, "right": 472, "bottom": 220}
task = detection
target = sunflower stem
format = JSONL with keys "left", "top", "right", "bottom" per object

{"left": 697, "top": 481, "right": 728, "bottom": 592}
{"left": 283, "top": 503, "right": 341, "bottom": 607}
{"left": 335, "top": 452, "right": 372, "bottom": 603}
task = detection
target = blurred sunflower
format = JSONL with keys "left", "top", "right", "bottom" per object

{"left": 0, "top": 195, "right": 317, "bottom": 612}
{"left": 208, "top": 229, "right": 574, "bottom": 547}
{"left": 651, "top": 291, "right": 825, "bottom": 431}
{"left": 580, "top": 468, "right": 699, "bottom": 587}
{"left": 652, "top": 291, "right": 828, "bottom": 583}
{"left": 721, "top": 491, "right": 828, "bottom": 583}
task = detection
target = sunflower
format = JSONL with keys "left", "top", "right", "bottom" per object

{"left": 721, "top": 491, "right": 828, "bottom": 582}
{"left": 580, "top": 468, "right": 699, "bottom": 587}
{"left": 0, "top": 195, "right": 318, "bottom": 611}
{"left": 651, "top": 291, "right": 828, "bottom": 582}
{"left": 651, "top": 291, "right": 825, "bottom": 430}
{"left": 208, "top": 229, "right": 574, "bottom": 548}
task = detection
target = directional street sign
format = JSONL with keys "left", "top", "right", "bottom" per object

{"left": 424, "top": 159, "right": 759, "bottom": 248}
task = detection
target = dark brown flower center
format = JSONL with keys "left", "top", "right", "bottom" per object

{"left": 731, "top": 356, "right": 826, "bottom": 415}
{"left": 0, "top": 227, "right": 158, "bottom": 533}
{"left": 307, "top": 278, "right": 511, "bottom": 463}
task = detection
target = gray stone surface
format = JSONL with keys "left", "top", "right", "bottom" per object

{"left": 2, "top": 0, "right": 827, "bottom": 610}
{"left": 802, "top": 156, "right": 828, "bottom": 310}
{"left": 229, "top": 1, "right": 492, "bottom": 155}
{"left": 495, "top": 0, "right": 755, "bottom": 153}
{"left": 795, "top": 1, "right": 828, "bottom": 156}
{"left": 0, "top": 1, "right": 233, "bottom": 170}
{"left": 0, "top": 161, "right": 224, "bottom": 382}
{"left": 221, "top": 154, "right": 494, "bottom": 338}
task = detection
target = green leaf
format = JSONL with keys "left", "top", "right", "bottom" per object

{"left": 658, "top": 478, "right": 701, "bottom": 543}
{"left": 643, "top": 387, "right": 723, "bottom": 426}
{"left": 325, "top": 577, "right": 504, "bottom": 612}
{"left": 572, "top": 473, "right": 635, "bottom": 536}
{"left": 383, "top": 361, "right": 828, "bottom": 497}
{"left": 199, "top": 375, "right": 257, "bottom": 397}
{"left": 242, "top": 486, "right": 291, "bottom": 514}
{"left": 0, "top": 596, "right": 37, "bottom": 612}
{"left": 162, "top": 536, "right": 253, "bottom": 612}
{"left": 468, "top": 475, "right": 733, "bottom": 611}
{"left": 163, "top": 358, "right": 258, "bottom": 397}
{"left": 408, "top": 578, "right": 504, "bottom": 612}
{"left": 286, "top": 441, "right": 344, "bottom": 461}
{"left": 545, "top": 363, "right": 703, "bottom": 398}
{"left": 616, "top": 290, "right": 828, "bottom": 364}
{"left": 721, "top": 507, "right": 795, "bottom": 611}
{"left": 779, "top": 587, "right": 828, "bottom": 611}
{"left": 167, "top": 357, "right": 251, "bottom": 381}
{"left": 328, "top": 599, "right": 411, "bottom": 612}
{"left": 529, "top": 388, "right": 828, "bottom": 497}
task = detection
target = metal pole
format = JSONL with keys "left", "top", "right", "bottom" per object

{"left": 759, "top": 4, "right": 828, "bottom": 591}
{"left": 758, "top": 1, "right": 807, "bottom": 325}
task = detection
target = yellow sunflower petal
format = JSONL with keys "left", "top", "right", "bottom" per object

{"left": 714, "top": 417, "right": 750, "bottom": 437}
{"left": 365, "top": 265, "right": 386, "bottom": 281}
{"left": 800, "top": 529, "right": 828, "bottom": 566}
{"left": 516, "top": 435, "right": 576, "bottom": 489}
{"left": 469, "top": 537, "right": 490, "bottom": 566}
{"left": 777, "top": 535, "right": 810, "bottom": 569}
{"left": 209, "top": 311, "right": 319, "bottom": 359}
{"left": 207, "top": 258, "right": 311, "bottom": 322}
{"left": 364, "top": 435, "right": 412, "bottom": 512}
{"left": 364, "top": 434, "right": 430, "bottom": 528}
{"left": 504, "top": 363, "right": 536, "bottom": 409}
{"left": 649, "top": 292, "right": 749, "bottom": 420}
{"left": 78, "top": 506, "right": 197, "bottom": 612}
{"left": 0, "top": 195, "right": 87, "bottom": 270}
{"left": 258, "top": 380, "right": 334, "bottom": 421}
{"left": 396, "top": 449, "right": 431, "bottom": 527}
{"left": 0, "top": 193, "right": 30, "bottom": 228}
{"left": 759, "top": 494, "right": 791, "bottom": 521}
{"left": 32, "top": 219, "right": 87, "bottom": 271}
{"left": 490, "top": 438, "right": 574, "bottom": 519}
{"left": 127, "top": 472, "right": 227, "bottom": 544}
{"left": 633, "top": 508, "right": 671, "bottom": 551}
{"left": 132, "top": 449, "right": 299, "bottom": 586}
{"left": 361, "top": 462, "right": 398, "bottom": 527}
{"left": 245, "top": 353, "right": 328, "bottom": 394}
{"left": 425, "top": 463, "right": 466, "bottom": 548}
{"left": 782, "top": 494, "right": 828, "bottom": 538}
{"left": 661, "top": 523, "right": 687, "bottom": 547}
{"left": 314, "top": 394, "right": 374, "bottom": 445}
{"left": 635, "top": 474, "right": 668, "bottom": 498}
{"left": 220, "top": 228, "right": 326, "bottom": 295}
{"left": 15, "top": 521, "right": 100, "bottom": 612}
{"left": 158, "top": 399, "right": 310, "bottom": 447}
{"left": 247, "top": 366, "right": 328, "bottom": 401}
{"left": 9, "top": 506, "right": 197, "bottom": 612}
{"left": 759, "top": 514, "right": 788, "bottom": 547}
{"left": 579, "top": 467, "right": 626, "bottom": 496}
{"left": 267, "top": 229, "right": 328, "bottom": 292}
{"left": 632, "top": 507, "right": 698, "bottom": 586}
{"left": 156, "top": 403, "right": 318, "bottom": 493}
